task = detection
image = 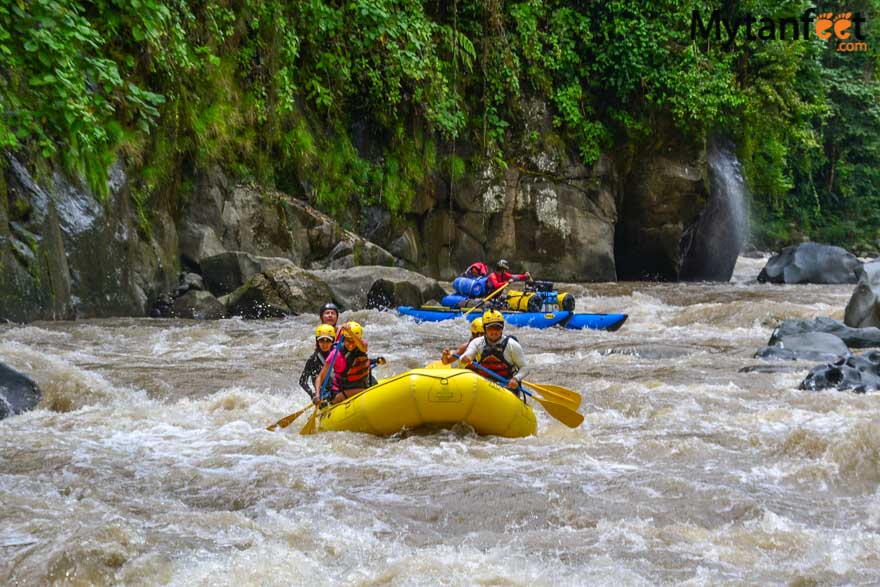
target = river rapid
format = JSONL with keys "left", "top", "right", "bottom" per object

{"left": 2, "top": 256, "right": 879, "bottom": 586}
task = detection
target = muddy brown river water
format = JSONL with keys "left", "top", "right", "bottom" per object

{"left": 2, "top": 257, "right": 879, "bottom": 585}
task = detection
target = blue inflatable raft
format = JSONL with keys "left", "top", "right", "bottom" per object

{"left": 396, "top": 306, "right": 628, "bottom": 331}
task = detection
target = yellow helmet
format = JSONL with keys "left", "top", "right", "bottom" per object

{"left": 315, "top": 324, "right": 336, "bottom": 341}
{"left": 470, "top": 317, "right": 484, "bottom": 336}
{"left": 344, "top": 321, "right": 363, "bottom": 339}
{"left": 482, "top": 309, "right": 504, "bottom": 329}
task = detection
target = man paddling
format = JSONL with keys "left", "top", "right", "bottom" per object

{"left": 459, "top": 310, "right": 530, "bottom": 391}
{"left": 486, "top": 259, "right": 531, "bottom": 296}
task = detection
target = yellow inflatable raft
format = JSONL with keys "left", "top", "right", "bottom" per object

{"left": 316, "top": 368, "right": 537, "bottom": 438}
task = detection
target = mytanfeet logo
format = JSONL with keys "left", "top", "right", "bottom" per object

{"left": 692, "top": 8, "right": 868, "bottom": 52}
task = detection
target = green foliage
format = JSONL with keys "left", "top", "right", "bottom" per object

{"left": 0, "top": 0, "right": 164, "bottom": 197}
{"left": 1, "top": 0, "right": 878, "bottom": 252}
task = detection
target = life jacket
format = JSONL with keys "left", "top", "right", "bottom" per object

{"left": 475, "top": 335, "right": 516, "bottom": 380}
{"left": 464, "top": 262, "right": 489, "bottom": 278}
{"left": 340, "top": 347, "right": 370, "bottom": 390}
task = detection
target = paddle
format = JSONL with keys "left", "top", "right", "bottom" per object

{"left": 521, "top": 381, "right": 582, "bottom": 410}
{"left": 267, "top": 404, "right": 312, "bottom": 431}
{"left": 462, "top": 280, "right": 511, "bottom": 317}
{"left": 454, "top": 354, "right": 584, "bottom": 428}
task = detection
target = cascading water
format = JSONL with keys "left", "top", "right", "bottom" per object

{"left": 679, "top": 135, "right": 749, "bottom": 281}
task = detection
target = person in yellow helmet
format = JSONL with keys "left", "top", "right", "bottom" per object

{"left": 440, "top": 317, "right": 484, "bottom": 366}
{"left": 317, "top": 320, "right": 370, "bottom": 404}
{"left": 299, "top": 324, "right": 344, "bottom": 400}
{"left": 460, "top": 310, "right": 530, "bottom": 390}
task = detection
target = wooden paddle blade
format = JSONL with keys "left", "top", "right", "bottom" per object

{"left": 524, "top": 381, "right": 582, "bottom": 410}
{"left": 532, "top": 395, "right": 584, "bottom": 428}
{"left": 267, "top": 405, "right": 310, "bottom": 431}
{"left": 299, "top": 408, "right": 319, "bottom": 435}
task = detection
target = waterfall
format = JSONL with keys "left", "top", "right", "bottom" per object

{"left": 679, "top": 135, "right": 748, "bottom": 282}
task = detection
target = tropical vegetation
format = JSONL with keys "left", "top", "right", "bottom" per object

{"left": 1, "top": 0, "right": 878, "bottom": 251}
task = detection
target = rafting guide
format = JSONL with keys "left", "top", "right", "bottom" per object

{"left": 459, "top": 310, "right": 530, "bottom": 391}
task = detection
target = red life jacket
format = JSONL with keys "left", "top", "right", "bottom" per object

{"left": 340, "top": 347, "right": 370, "bottom": 390}
{"left": 465, "top": 262, "right": 489, "bottom": 278}
{"left": 475, "top": 336, "right": 515, "bottom": 380}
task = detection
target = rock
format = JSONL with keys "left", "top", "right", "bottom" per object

{"left": 754, "top": 332, "right": 849, "bottom": 362}
{"left": 388, "top": 227, "right": 420, "bottom": 265}
{"left": 757, "top": 242, "right": 862, "bottom": 284}
{"left": 172, "top": 289, "right": 226, "bottom": 320}
{"left": 844, "top": 261, "right": 880, "bottom": 328}
{"left": 200, "top": 252, "right": 295, "bottom": 296}
{"left": 224, "top": 273, "right": 290, "bottom": 319}
{"left": 769, "top": 317, "right": 880, "bottom": 349}
{"left": 220, "top": 265, "right": 332, "bottom": 318}
{"left": 615, "top": 130, "right": 707, "bottom": 281}
{"left": 0, "top": 363, "right": 41, "bottom": 419}
{"left": 1, "top": 155, "right": 177, "bottom": 320}
{"left": 179, "top": 222, "right": 225, "bottom": 268}
{"left": 264, "top": 266, "right": 333, "bottom": 315}
{"left": 151, "top": 293, "right": 174, "bottom": 318}
{"left": 799, "top": 352, "right": 880, "bottom": 393}
{"left": 367, "top": 279, "right": 423, "bottom": 309}
{"left": 425, "top": 151, "right": 618, "bottom": 281}
{"left": 322, "top": 238, "right": 397, "bottom": 269}
{"left": 176, "top": 272, "right": 205, "bottom": 294}
{"left": 309, "top": 266, "right": 447, "bottom": 310}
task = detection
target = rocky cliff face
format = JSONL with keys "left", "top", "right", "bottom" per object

{"left": 0, "top": 105, "right": 748, "bottom": 322}
{"left": 0, "top": 155, "right": 177, "bottom": 321}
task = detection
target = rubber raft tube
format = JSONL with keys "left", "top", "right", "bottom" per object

{"left": 316, "top": 368, "right": 537, "bottom": 438}
{"left": 396, "top": 307, "right": 628, "bottom": 331}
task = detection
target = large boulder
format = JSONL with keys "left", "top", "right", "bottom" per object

{"left": 186, "top": 175, "right": 399, "bottom": 270}
{"left": 223, "top": 273, "right": 290, "bottom": 319}
{"left": 367, "top": 280, "right": 425, "bottom": 310}
{"left": 178, "top": 222, "right": 225, "bottom": 269}
{"left": 754, "top": 332, "right": 849, "bottom": 362}
{"left": 844, "top": 261, "right": 880, "bottom": 328}
{"left": 309, "top": 266, "right": 447, "bottom": 310}
{"left": 264, "top": 266, "right": 334, "bottom": 315}
{"left": 172, "top": 290, "right": 226, "bottom": 320}
{"left": 222, "top": 266, "right": 332, "bottom": 318}
{"left": 769, "top": 317, "right": 880, "bottom": 349}
{"left": 757, "top": 242, "right": 862, "bottom": 284}
{"left": 200, "top": 252, "right": 295, "bottom": 296}
{"left": 0, "top": 363, "right": 41, "bottom": 419}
